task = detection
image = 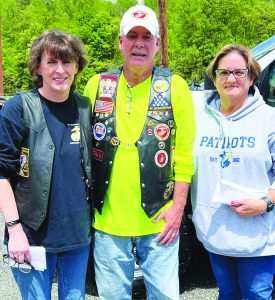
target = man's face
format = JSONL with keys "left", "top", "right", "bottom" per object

{"left": 119, "top": 26, "right": 160, "bottom": 71}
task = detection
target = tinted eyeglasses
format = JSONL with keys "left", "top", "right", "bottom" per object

{"left": 215, "top": 69, "right": 249, "bottom": 79}
{"left": 3, "top": 254, "right": 34, "bottom": 273}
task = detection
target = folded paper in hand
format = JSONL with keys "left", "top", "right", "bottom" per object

{"left": 29, "top": 246, "right": 46, "bottom": 271}
{"left": 211, "top": 179, "right": 266, "bottom": 205}
{"left": 7, "top": 246, "right": 46, "bottom": 271}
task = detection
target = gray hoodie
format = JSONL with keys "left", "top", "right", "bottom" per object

{"left": 191, "top": 86, "right": 275, "bottom": 256}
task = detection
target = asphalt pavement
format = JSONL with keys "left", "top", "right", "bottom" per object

{"left": 0, "top": 214, "right": 218, "bottom": 299}
{"left": 0, "top": 214, "right": 273, "bottom": 300}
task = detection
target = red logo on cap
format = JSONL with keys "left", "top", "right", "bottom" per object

{"left": 133, "top": 10, "right": 147, "bottom": 19}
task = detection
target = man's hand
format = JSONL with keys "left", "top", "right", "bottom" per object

{"left": 154, "top": 204, "right": 183, "bottom": 246}
{"left": 153, "top": 181, "right": 189, "bottom": 246}
{"left": 8, "top": 224, "right": 31, "bottom": 263}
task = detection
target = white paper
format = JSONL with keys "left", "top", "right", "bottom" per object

{"left": 7, "top": 246, "right": 46, "bottom": 271}
{"left": 211, "top": 179, "right": 266, "bottom": 205}
{"left": 29, "top": 246, "right": 47, "bottom": 271}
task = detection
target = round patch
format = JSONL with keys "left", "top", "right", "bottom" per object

{"left": 110, "top": 136, "right": 120, "bottom": 146}
{"left": 153, "top": 80, "right": 169, "bottom": 93}
{"left": 154, "top": 124, "right": 170, "bottom": 141}
{"left": 158, "top": 142, "right": 165, "bottom": 149}
{"left": 154, "top": 150, "right": 168, "bottom": 168}
{"left": 93, "top": 123, "right": 106, "bottom": 141}
{"left": 147, "top": 128, "right": 153, "bottom": 135}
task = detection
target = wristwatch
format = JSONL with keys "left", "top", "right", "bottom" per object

{"left": 260, "top": 196, "right": 274, "bottom": 212}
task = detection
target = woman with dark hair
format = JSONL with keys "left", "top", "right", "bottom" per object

{"left": 0, "top": 29, "right": 92, "bottom": 299}
{"left": 191, "top": 44, "right": 275, "bottom": 299}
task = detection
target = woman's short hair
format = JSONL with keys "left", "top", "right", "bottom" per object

{"left": 29, "top": 29, "right": 88, "bottom": 89}
{"left": 207, "top": 44, "right": 261, "bottom": 83}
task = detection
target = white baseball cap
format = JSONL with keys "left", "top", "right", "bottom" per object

{"left": 120, "top": 5, "right": 160, "bottom": 37}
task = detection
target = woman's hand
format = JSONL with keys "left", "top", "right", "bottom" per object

{"left": 230, "top": 199, "right": 267, "bottom": 217}
{"left": 7, "top": 223, "right": 31, "bottom": 263}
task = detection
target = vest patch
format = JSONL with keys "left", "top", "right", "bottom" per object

{"left": 153, "top": 79, "right": 169, "bottom": 93}
{"left": 154, "top": 150, "right": 168, "bottom": 168}
{"left": 93, "top": 123, "right": 106, "bottom": 141}
{"left": 147, "top": 128, "right": 153, "bottom": 135}
{"left": 95, "top": 100, "right": 114, "bottom": 114}
{"left": 92, "top": 148, "right": 104, "bottom": 161}
{"left": 154, "top": 123, "right": 170, "bottom": 141}
{"left": 163, "top": 181, "right": 175, "bottom": 200}
{"left": 69, "top": 124, "right": 80, "bottom": 144}
{"left": 18, "top": 147, "right": 30, "bottom": 178}
{"left": 99, "top": 75, "right": 117, "bottom": 100}
{"left": 110, "top": 136, "right": 120, "bottom": 146}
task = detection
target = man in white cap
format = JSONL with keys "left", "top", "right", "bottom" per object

{"left": 84, "top": 4, "right": 195, "bottom": 299}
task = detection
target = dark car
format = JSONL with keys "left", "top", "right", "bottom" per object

{"left": 0, "top": 97, "right": 6, "bottom": 110}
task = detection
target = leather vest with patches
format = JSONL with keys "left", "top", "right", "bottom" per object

{"left": 91, "top": 67, "right": 176, "bottom": 218}
{"left": 13, "top": 89, "right": 92, "bottom": 230}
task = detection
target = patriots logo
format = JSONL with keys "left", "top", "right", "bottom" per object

{"left": 219, "top": 151, "right": 232, "bottom": 168}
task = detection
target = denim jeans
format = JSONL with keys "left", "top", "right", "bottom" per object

{"left": 11, "top": 246, "right": 90, "bottom": 300}
{"left": 208, "top": 252, "right": 275, "bottom": 300}
{"left": 93, "top": 230, "right": 179, "bottom": 300}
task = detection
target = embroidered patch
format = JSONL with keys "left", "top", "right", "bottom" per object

{"left": 149, "top": 93, "right": 171, "bottom": 110}
{"left": 153, "top": 80, "right": 169, "bottom": 93}
{"left": 95, "top": 100, "right": 114, "bottom": 114}
{"left": 154, "top": 150, "right": 168, "bottom": 168}
{"left": 154, "top": 124, "right": 170, "bottom": 141}
{"left": 93, "top": 123, "right": 106, "bottom": 141}
{"left": 163, "top": 181, "right": 175, "bottom": 200}
{"left": 99, "top": 75, "right": 117, "bottom": 100}
{"left": 69, "top": 124, "right": 80, "bottom": 144}
{"left": 18, "top": 147, "right": 30, "bottom": 178}
{"left": 92, "top": 148, "right": 104, "bottom": 161}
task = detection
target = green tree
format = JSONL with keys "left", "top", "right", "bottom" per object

{"left": 1, "top": 0, "right": 274, "bottom": 94}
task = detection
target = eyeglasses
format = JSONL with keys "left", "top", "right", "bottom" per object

{"left": 3, "top": 254, "right": 34, "bottom": 273}
{"left": 215, "top": 69, "right": 249, "bottom": 79}
{"left": 125, "top": 85, "right": 133, "bottom": 115}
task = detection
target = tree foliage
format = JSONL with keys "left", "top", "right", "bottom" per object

{"left": 1, "top": 0, "right": 274, "bottom": 94}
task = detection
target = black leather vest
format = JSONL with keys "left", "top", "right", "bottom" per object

{"left": 13, "top": 89, "right": 92, "bottom": 230}
{"left": 91, "top": 67, "right": 175, "bottom": 217}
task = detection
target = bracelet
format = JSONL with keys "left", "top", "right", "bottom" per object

{"left": 5, "top": 219, "right": 20, "bottom": 227}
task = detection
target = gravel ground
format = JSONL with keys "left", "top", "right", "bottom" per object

{"left": 0, "top": 214, "right": 273, "bottom": 299}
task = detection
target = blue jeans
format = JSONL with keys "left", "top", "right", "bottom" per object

{"left": 208, "top": 252, "right": 275, "bottom": 300}
{"left": 11, "top": 246, "right": 90, "bottom": 300}
{"left": 93, "top": 230, "right": 179, "bottom": 300}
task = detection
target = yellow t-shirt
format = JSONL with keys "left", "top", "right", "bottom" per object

{"left": 84, "top": 70, "right": 195, "bottom": 236}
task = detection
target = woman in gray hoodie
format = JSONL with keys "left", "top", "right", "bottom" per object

{"left": 191, "top": 44, "right": 275, "bottom": 300}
